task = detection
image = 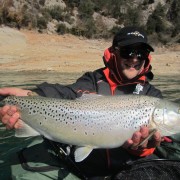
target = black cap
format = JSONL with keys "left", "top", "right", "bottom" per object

{"left": 112, "top": 26, "right": 154, "bottom": 52}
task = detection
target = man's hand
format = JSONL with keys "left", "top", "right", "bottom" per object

{"left": 0, "top": 87, "right": 31, "bottom": 129}
{"left": 123, "top": 126, "right": 162, "bottom": 150}
{"left": 0, "top": 105, "right": 20, "bottom": 129}
{"left": 0, "top": 87, "right": 32, "bottom": 96}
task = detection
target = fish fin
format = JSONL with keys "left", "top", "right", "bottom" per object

{"left": 135, "top": 128, "right": 158, "bottom": 148}
{"left": 74, "top": 146, "right": 93, "bottom": 162}
{"left": 15, "top": 120, "right": 40, "bottom": 137}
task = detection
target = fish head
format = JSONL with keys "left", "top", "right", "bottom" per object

{"left": 153, "top": 100, "right": 180, "bottom": 136}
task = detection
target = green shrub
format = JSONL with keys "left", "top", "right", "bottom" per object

{"left": 176, "top": 39, "right": 180, "bottom": 43}
{"left": 110, "top": 26, "right": 121, "bottom": 35}
{"left": 70, "top": 25, "right": 87, "bottom": 36}
{"left": 124, "top": 7, "right": 142, "bottom": 26}
{"left": 39, "top": 0, "right": 45, "bottom": 6}
{"left": 48, "top": 6, "right": 64, "bottom": 21}
{"left": 78, "top": 0, "right": 94, "bottom": 19}
{"left": 64, "top": 13, "right": 74, "bottom": 24}
{"left": 64, "top": 0, "right": 80, "bottom": 8}
{"left": 41, "top": 8, "right": 52, "bottom": 22}
{"left": 56, "top": 23, "right": 68, "bottom": 35}
{"left": 21, "top": 12, "right": 32, "bottom": 27}
{"left": 37, "top": 16, "right": 48, "bottom": 29}
{"left": 171, "top": 25, "right": 180, "bottom": 37}
{"left": 167, "top": 0, "right": 180, "bottom": 37}
{"left": 70, "top": 17, "right": 97, "bottom": 38}
{"left": 146, "top": 3, "right": 166, "bottom": 34}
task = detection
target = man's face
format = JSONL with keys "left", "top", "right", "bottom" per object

{"left": 116, "top": 45, "right": 149, "bottom": 80}
{"left": 119, "top": 56, "right": 145, "bottom": 80}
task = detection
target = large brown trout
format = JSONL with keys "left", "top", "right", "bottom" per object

{"left": 0, "top": 95, "right": 179, "bottom": 162}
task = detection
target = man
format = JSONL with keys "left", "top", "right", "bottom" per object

{"left": 0, "top": 26, "right": 162, "bottom": 179}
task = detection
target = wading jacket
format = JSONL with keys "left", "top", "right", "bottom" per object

{"left": 34, "top": 67, "right": 163, "bottom": 177}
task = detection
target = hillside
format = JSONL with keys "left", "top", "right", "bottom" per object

{"left": 0, "top": 0, "right": 179, "bottom": 45}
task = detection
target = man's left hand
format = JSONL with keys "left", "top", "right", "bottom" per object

{"left": 123, "top": 126, "right": 162, "bottom": 150}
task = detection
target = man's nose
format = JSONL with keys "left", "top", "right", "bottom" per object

{"left": 129, "top": 56, "right": 139, "bottom": 62}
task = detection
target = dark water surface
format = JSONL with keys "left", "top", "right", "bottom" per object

{"left": 0, "top": 71, "right": 179, "bottom": 160}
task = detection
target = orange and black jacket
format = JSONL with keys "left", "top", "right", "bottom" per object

{"left": 34, "top": 68, "right": 163, "bottom": 176}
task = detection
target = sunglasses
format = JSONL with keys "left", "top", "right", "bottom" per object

{"left": 119, "top": 48, "right": 150, "bottom": 61}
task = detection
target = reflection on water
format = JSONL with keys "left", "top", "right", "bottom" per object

{"left": 0, "top": 71, "right": 179, "bottom": 158}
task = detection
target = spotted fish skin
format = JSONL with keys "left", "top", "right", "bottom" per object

{"left": 1, "top": 95, "right": 180, "bottom": 149}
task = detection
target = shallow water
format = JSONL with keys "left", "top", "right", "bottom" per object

{"left": 0, "top": 72, "right": 179, "bottom": 158}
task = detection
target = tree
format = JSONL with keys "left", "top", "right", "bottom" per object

{"left": 56, "top": 23, "right": 68, "bottom": 35}
{"left": 167, "top": 0, "right": 180, "bottom": 37}
{"left": 78, "top": 0, "right": 94, "bottom": 19}
{"left": 146, "top": 3, "right": 166, "bottom": 34}
{"left": 124, "top": 7, "right": 142, "bottom": 26}
{"left": 48, "top": 6, "right": 64, "bottom": 21}
{"left": 37, "top": 16, "right": 48, "bottom": 29}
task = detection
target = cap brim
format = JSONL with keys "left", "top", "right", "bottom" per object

{"left": 142, "top": 43, "right": 154, "bottom": 52}
{"left": 118, "top": 40, "right": 154, "bottom": 52}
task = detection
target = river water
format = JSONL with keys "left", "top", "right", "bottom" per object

{"left": 0, "top": 71, "right": 179, "bottom": 165}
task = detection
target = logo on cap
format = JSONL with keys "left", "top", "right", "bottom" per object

{"left": 127, "top": 31, "right": 144, "bottom": 38}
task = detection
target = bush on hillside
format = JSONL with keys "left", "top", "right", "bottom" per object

{"left": 21, "top": 12, "right": 33, "bottom": 27}
{"left": 39, "top": 0, "right": 45, "bottom": 6}
{"left": 70, "top": 17, "right": 97, "bottom": 38}
{"left": 47, "top": 6, "right": 64, "bottom": 21}
{"left": 78, "top": 0, "right": 94, "bottom": 19}
{"left": 92, "top": 0, "right": 109, "bottom": 12}
{"left": 124, "top": 7, "right": 142, "bottom": 26}
{"left": 56, "top": 23, "right": 69, "bottom": 35}
{"left": 146, "top": 3, "right": 166, "bottom": 34}
{"left": 64, "top": 0, "right": 80, "bottom": 8}
{"left": 167, "top": 0, "right": 180, "bottom": 37}
{"left": 37, "top": 16, "right": 48, "bottom": 29}
{"left": 108, "top": 0, "right": 126, "bottom": 18}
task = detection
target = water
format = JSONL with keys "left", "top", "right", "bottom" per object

{"left": 0, "top": 71, "right": 82, "bottom": 89}
{"left": 151, "top": 76, "right": 180, "bottom": 104}
{"left": 0, "top": 72, "right": 179, "bottom": 163}
{"left": 0, "top": 71, "right": 83, "bottom": 166}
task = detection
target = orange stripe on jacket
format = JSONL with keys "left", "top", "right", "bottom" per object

{"left": 127, "top": 148, "right": 155, "bottom": 157}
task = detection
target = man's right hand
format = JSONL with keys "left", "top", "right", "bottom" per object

{"left": 0, "top": 105, "right": 20, "bottom": 129}
{"left": 0, "top": 87, "right": 32, "bottom": 129}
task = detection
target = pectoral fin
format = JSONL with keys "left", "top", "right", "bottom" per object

{"left": 135, "top": 128, "right": 158, "bottom": 148}
{"left": 15, "top": 120, "right": 40, "bottom": 137}
{"left": 74, "top": 146, "right": 93, "bottom": 162}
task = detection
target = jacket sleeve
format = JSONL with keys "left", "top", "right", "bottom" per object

{"left": 33, "top": 71, "right": 98, "bottom": 99}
